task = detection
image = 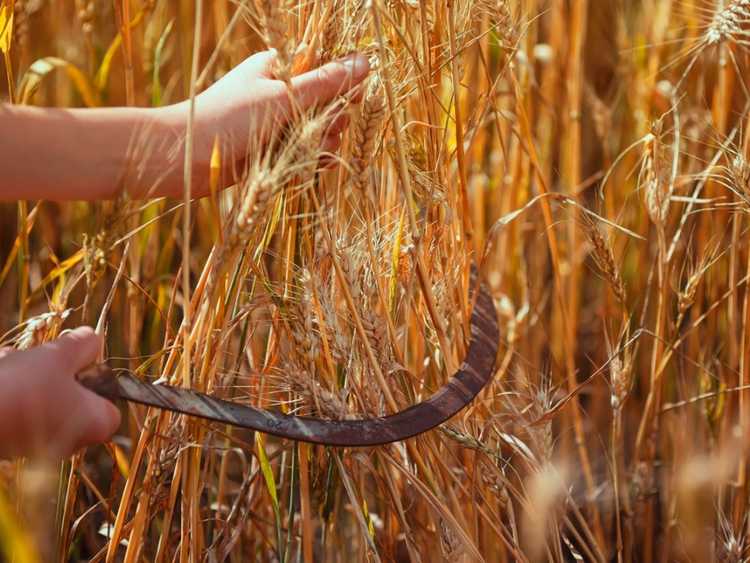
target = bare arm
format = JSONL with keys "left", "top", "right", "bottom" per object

{"left": 0, "top": 104, "right": 174, "bottom": 200}
{"left": 0, "top": 51, "right": 369, "bottom": 201}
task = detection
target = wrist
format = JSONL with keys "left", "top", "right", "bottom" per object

{"left": 152, "top": 100, "right": 221, "bottom": 198}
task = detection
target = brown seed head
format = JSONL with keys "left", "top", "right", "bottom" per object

{"left": 351, "top": 76, "right": 386, "bottom": 193}
{"left": 585, "top": 218, "right": 626, "bottom": 305}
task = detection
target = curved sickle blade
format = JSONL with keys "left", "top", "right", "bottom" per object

{"left": 79, "top": 280, "right": 499, "bottom": 447}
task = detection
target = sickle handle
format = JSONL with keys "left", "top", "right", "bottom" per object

{"left": 77, "top": 364, "right": 121, "bottom": 401}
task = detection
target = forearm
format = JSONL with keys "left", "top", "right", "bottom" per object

{"left": 0, "top": 103, "right": 205, "bottom": 201}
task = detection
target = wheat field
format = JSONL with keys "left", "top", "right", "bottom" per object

{"left": 2, "top": 0, "right": 750, "bottom": 561}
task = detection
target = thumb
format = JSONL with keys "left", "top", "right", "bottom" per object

{"left": 290, "top": 54, "right": 370, "bottom": 111}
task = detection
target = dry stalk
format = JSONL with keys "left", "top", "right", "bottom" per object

{"left": 255, "top": 0, "right": 293, "bottom": 83}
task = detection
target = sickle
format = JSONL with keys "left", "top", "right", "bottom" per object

{"left": 78, "top": 276, "right": 499, "bottom": 447}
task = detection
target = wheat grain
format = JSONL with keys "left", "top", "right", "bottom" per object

{"left": 706, "top": 0, "right": 750, "bottom": 46}
{"left": 584, "top": 217, "right": 626, "bottom": 305}
{"left": 12, "top": 0, "right": 30, "bottom": 49}
{"left": 643, "top": 126, "right": 672, "bottom": 226}
{"left": 235, "top": 169, "right": 277, "bottom": 235}
{"left": 15, "top": 309, "right": 71, "bottom": 351}
{"left": 255, "top": 0, "right": 293, "bottom": 83}
{"left": 351, "top": 76, "right": 386, "bottom": 194}
{"left": 75, "top": 0, "right": 95, "bottom": 37}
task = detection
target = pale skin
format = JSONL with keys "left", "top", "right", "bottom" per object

{"left": 0, "top": 51, "right": 370, "bottom": 459}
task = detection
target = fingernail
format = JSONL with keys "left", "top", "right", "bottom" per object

{"left": 63, "top": 326, "right": 95, "bottom": 339}
{"left": 340, "top": 54, "right": 370, "bottom": 81}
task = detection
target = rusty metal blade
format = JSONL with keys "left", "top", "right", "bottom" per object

{"left": 78, "top": 277, "right": 499, "bottom": 447}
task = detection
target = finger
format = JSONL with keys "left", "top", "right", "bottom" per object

{"left": 326, "top": 113, "right": 350, "bottom": 137}
{"left": 347, "top": 80, "right": 368, "bottom": 105}
{"left": 0, "top": 330, "right": 118, "bottom": 460}
{"left": 0, "top": 347, "right": 13, "bottom": 360}
{"left": 39, "top": 375, "right": 121, "bottom": 457}
{"left": 0, "top": 371, "right": 120, "bottom": 459}
{"left": 69, "top": 385, "right": 122, "bottom": 452}
{"left": 290, "top": 54, "right": 370, "bottom": 112}
{"left": 1, "top": 326, "right": 101, "bottom": 378}
{"left": 47, "top": 327, "right": 102, "bottom": 375}
{"left": 318, "top": 133, "right": 344, "bottom": 169}
{"left": 235, "top": 49, "right": 278, "bottom": 79}
{"left": 34, "top": 397, "right": 120, "bottom": 459}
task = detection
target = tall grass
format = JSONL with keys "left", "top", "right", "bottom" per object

{"left": 2, "top": 0, "right": 750, "bottom": 560}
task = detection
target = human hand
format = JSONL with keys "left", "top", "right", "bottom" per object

{"left": 160, "top": 51, "right": 371, "bottom": 197}
{"left": 0, "top": 327, "right": 121, "bottom": 459}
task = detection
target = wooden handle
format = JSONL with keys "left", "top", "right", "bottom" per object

{"left": 76, "top": 364, "right": 121, "bottom": 401}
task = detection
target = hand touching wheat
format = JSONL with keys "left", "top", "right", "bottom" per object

{"left": 0, "top": 51, "right": 370, "bottom": 201}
